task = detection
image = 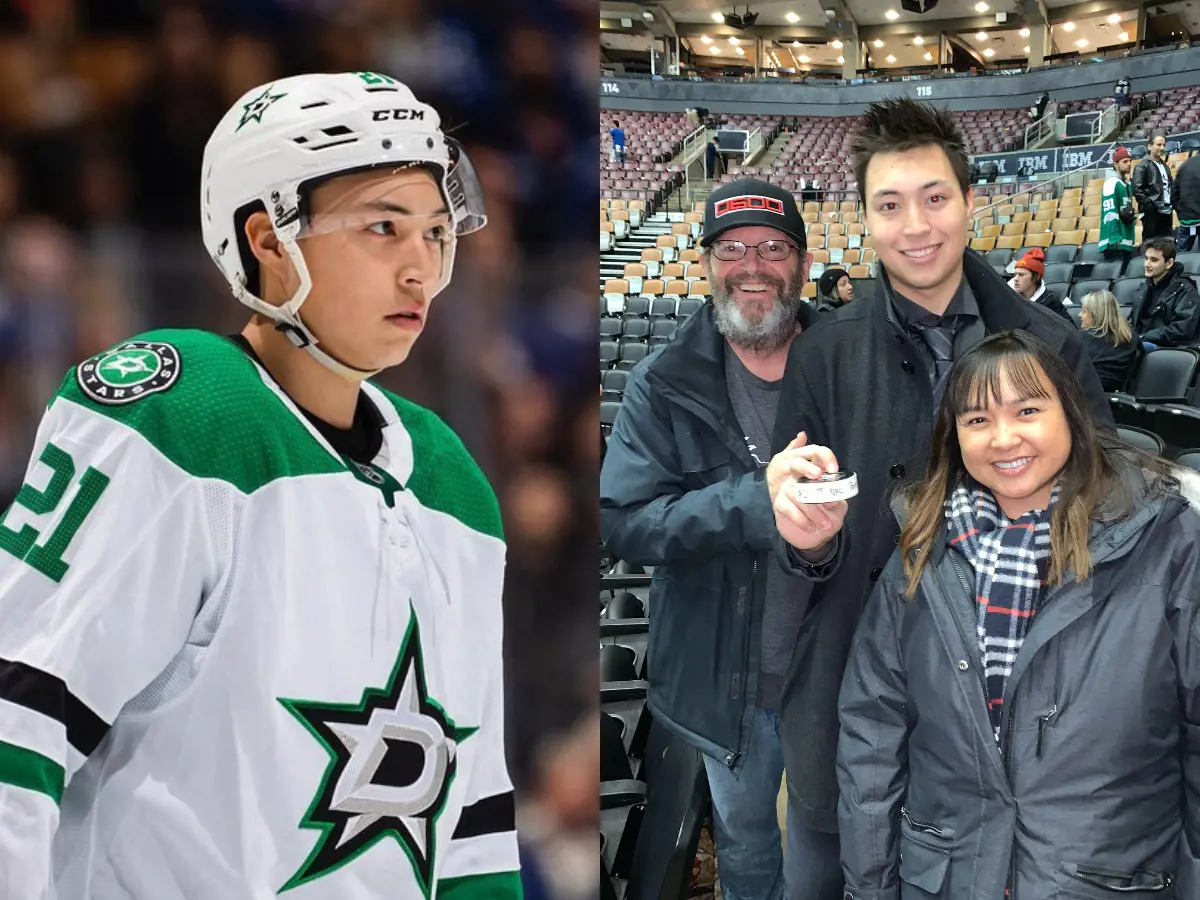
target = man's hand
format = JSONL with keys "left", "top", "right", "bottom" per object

{"left": 767, "top": 432, "right": 849, "bottom": 554}
{"left": 767, "top": 432, "right": 839, "bottom": 504}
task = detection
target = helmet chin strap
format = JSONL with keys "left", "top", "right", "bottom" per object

{"left": 233, "top": 236, "right": 383, "bottom": 382}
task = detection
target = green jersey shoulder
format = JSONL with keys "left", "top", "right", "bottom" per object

{"left": 370, "top": 386, "right": 503, "bottom": 542}
{"left": 55, "top": 330, "right": 501, "bottom": 538}
{"left": 56, "top": 329, "right": 342, "bottom": 494}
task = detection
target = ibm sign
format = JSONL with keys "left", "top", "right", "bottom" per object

{"left": 1059, "top": 148, "right": 1107, "bottom": 171}
{"left": 1017, "top": 153, "right": 1053, "bottom": 174}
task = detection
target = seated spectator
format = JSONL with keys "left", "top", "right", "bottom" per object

{"left": 1008, "top": 248, "right": 1072, "bottom": 322}
{"left": 1079, "top": 289, "right": 1140, "bottom": 392}
{"left": 1132, "top": 236, "right": 1200, "bottom": 350}
{"left": 838, "top": 329, "right": 1200, "bottom": 900}
{"left": 815, "top": 267, "right": 852, "bottom": 313}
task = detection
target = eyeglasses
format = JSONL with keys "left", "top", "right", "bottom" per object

{"left": 710, "top": 239, "right": 801, "bottom": 262}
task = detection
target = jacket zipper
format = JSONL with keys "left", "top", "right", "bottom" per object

{"left": 1004, "top": 695, "right": 1019, "bottom": 899}
{"left": 666, "top": 392, "right": 759, "bottom": 773}
{"left": 900, "top": 807, "right": 948, "bottom": 839}
{"left": 1036, "top": 705, "right": 1058, "bottom": 758}
{"left": 726, "top": 556, "right": 757, "bottom": 772}
{"left": 942, "top": 552, "right": 1019, "bottom": 900}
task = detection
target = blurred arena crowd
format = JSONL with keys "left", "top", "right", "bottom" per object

{"left": 0, "top": 1, "right": 598, "bottom": 896}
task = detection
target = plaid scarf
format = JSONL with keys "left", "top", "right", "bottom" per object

{"left": 945, "top": 481, "right": 1057, "bottom": 743}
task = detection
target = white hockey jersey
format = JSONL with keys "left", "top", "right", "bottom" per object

{"left": 0, "top": 330, "right": 521, "bottom": 899}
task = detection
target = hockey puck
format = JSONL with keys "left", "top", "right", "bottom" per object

{"left": 793, "top": 471, "right": 858, "bottom": 504}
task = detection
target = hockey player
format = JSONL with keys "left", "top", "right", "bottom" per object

{"left": 1100, "top": 145, "right": 1136, "bottom": 265}
{"left": 0, "top": 73, "right": 521, "bottom": 899}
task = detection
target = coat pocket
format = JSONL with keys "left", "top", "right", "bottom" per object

{"left": 898, "top": 822, "right": 952, "bottom": 896}
{"left": 1056, "top": 863, "right": 1174, "bottom": 898}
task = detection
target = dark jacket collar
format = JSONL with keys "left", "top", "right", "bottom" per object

{"left": 875, "top": 248, "right": 1034, "bottom": 335}
{"left": 1149, "top": 261, "right": 1187, "bottom": 294}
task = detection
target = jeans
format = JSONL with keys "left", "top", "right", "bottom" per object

{"left": 1176, "top": 225, "right": 1198, "bottom": 253}
{"left": 702, "top": 706, "right": 843, "bottom": 900}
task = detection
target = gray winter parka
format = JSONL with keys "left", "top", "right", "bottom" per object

{"left": 838, "top": 470, "right": 1200, "bottom": 900}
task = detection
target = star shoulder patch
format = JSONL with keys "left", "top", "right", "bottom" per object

{"left": 75, "top": 341, "right": 181, "bottom": 406}
{"left": 278, "top": 605, "right": 477, "bottom": 896}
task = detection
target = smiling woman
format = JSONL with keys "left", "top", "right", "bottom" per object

{"left": 838, "top": 329, "right": 1200, "bottom": 899}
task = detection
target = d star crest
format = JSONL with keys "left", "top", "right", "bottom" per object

{"left": 278, "top": 606, "right": 476, "bottom": 895}
{"left": 236, "top": 85, "right": 288, "bottom": 131}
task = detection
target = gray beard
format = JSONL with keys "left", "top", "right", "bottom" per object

{"left": 711, "top": 270, "right": 806, "bottom": 355}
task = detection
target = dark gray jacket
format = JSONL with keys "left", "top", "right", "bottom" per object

{"left": 770, "top": 250, "right": 1113, "bottom": 833}
{"left": 838, "top": 469, "right": 1200, "bottom": 900}
{"left": 1128, "top": 261, "right": 1200, "bottom": 347}
{"left": 1176, "top": 154, "right": 1200, "bottom": 225}
{"left": 599, "top": 300, "right": 831, "bottom": 768}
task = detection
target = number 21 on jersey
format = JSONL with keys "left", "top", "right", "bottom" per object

{"left": 0, "top": 442, "right": 110, "bottom": 583}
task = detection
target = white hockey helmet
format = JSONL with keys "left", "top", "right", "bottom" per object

{"left": 200, "top": 71, "right": 487, "bottom": 379}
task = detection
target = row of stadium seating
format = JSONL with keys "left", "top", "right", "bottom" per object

{"left": 599, "top": 111, "right": 692, "bottom": 164}
{"left": 600, "top": 562, "right": 709, "bottom": 900}
{"left": 1114, "top": 85, "right": 1200, "bottom": 139}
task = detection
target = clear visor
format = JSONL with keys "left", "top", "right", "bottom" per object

{"left": 295, "top": 138, "right": 487, "bottom": 245}
{"left": 444, "top": 138, "right": 487, "bottom": 236}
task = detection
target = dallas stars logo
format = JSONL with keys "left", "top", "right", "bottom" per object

{"left": 75, "top": 341, "right": 181, "bottom": 405}
{"left": 278, "top": 607, "right": 475, "bottom": 895}
{"left": 236, "top": 84, "right": 287, "bottom": 131}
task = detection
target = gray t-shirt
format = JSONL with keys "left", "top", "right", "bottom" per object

{"left": 724, "top": 343, "right": 812, "bottom": 710}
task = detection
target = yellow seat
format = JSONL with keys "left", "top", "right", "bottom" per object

{"left": 1052, "top": 230, "right": 1084, "bottom": 246}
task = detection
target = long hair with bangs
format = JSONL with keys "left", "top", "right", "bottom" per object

{"left": 898, "top": 330, "right": 1176, "bottom": 598}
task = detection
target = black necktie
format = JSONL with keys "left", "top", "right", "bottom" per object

{"left": 915, "top": 322, "right": 955, "bottom": 407}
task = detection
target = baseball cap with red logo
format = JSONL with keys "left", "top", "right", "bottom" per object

{"left": 700, "top": 178, "right": 807, "bottom": 249}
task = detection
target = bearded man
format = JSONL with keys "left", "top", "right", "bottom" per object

{"left": 600, "top": 180, "right": 842, "bottom": 900}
